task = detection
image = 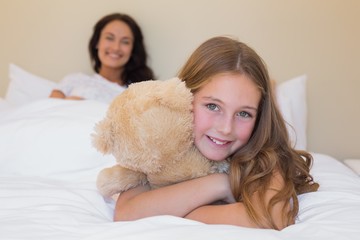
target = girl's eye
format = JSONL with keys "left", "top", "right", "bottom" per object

{"left": 206, "top": 103, "right": 219, "bottom": 111}
{"left": 237, "top": 111, "right": 251, "bottom": 118}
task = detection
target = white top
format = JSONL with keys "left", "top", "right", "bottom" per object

{"left": 56, "top": 73, "right": 126, "bottom": 103}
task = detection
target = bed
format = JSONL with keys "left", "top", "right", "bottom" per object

{"left": 1, "top": 64, "right": 360, "bottom": 240}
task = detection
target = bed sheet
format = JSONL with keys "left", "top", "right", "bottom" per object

{"left": 0, "top": 99, "right": 359, "bottom": 240}
{"left": 1, "top": 153, "right": 359, "bottom": 240}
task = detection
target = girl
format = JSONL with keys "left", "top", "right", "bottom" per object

{"left": 50, "top": 13, "right": 154, "bottom": 103}
{"left": 113, "top": 36, "right": 319, "bottom": 230}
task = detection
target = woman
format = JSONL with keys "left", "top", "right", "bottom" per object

{"left": 50, "top": 13, "right": 154, "bottom": 103}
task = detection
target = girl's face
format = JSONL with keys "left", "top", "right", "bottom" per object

{"left": 97, "top": 20, "right": 134, "bottom": 71}
{"left": 193, "top": 73, "right": 261, "bottom": 161}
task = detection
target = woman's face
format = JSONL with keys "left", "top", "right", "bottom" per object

{"left": 192, "top": 73, "right": 261, "bottom": 161}
{"left": 97, "top": 20, "right": 134, "bottom": 71}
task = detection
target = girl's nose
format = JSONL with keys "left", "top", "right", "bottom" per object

{"left": 216, "top": 115, "right": 233, "bottom": 135}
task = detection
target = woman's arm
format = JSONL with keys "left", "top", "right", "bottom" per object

{"left": 185, "top": 171, "right": 290, "bottom": 230}
{"left": 114, "top": 173, "right": 234, "bottom": 221}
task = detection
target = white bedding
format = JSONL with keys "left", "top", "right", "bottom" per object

{"left": 0, "top": 97, "right": 11, "bottom": 112}
{"left": 1, "top": 99, "right": 360, "bottom": 240}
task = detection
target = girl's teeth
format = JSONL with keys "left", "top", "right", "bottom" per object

{"left": 209, "top": 137, "right": 227, "bottom": 145}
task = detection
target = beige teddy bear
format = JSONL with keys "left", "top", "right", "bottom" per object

{"left": 92, "top": 78, "right": 229, "bottom": 198}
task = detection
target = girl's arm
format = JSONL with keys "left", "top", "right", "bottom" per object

{"left": 186, "top": 201, "right": 257, "bottom": 227}
{"left": 185, "top": 171, "right": 290, "bottom": 230}
{"left": 114, "top": 173, "right": 234, "bottom": 221}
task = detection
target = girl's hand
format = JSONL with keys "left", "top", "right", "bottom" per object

{"left": 212, "top": 173, "right": 235, "bottom": 204}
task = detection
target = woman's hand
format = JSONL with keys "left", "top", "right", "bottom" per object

{"left": 49, "top": 89, "right": 83, "bottom": 100}
{"left": 49, "top": 89, "right": 65, "bottom": 99}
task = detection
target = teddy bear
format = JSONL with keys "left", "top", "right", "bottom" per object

{"left": 92, "top": 77, "right": 229, "bottom": 198}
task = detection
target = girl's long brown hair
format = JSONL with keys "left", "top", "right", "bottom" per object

{"left": 178, "top": 36, "right": 319, "bottom": 229}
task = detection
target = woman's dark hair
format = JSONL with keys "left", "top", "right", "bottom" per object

{"left": 89, "top": 13, "right": 154, "bottom": 86}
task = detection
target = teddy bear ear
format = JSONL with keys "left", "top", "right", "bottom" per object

{"left": 91, "top": 117, "right": 114, "bottom": 154}
{"left": 157, "top": 77, "right": 193, "bottom": 112}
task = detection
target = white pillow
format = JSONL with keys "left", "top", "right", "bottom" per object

{"left": 0, "top": 97, "right": 12, "bottom": 112}
{"left": 276, "top": 75, "right": 307, "bottom": 150}
{"left": 0, "top": 99, "right": 115, "bottom": 181}
{"left": 4, "top": 63, "right": 57, "bottom": 106}
{"left": 343, "top": 159, "right": 360, "bottom": 175}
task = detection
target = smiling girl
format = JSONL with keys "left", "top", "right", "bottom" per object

{"left": 113, "top": 36, "right": 319, "bottom": 230}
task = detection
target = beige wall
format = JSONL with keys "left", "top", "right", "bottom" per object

{"left": 1, "top": 0, "right": 359, "bottom": 160}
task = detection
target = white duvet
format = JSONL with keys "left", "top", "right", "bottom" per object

{"left": 0, "top": 99, "right": 360, "bottom": 240}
